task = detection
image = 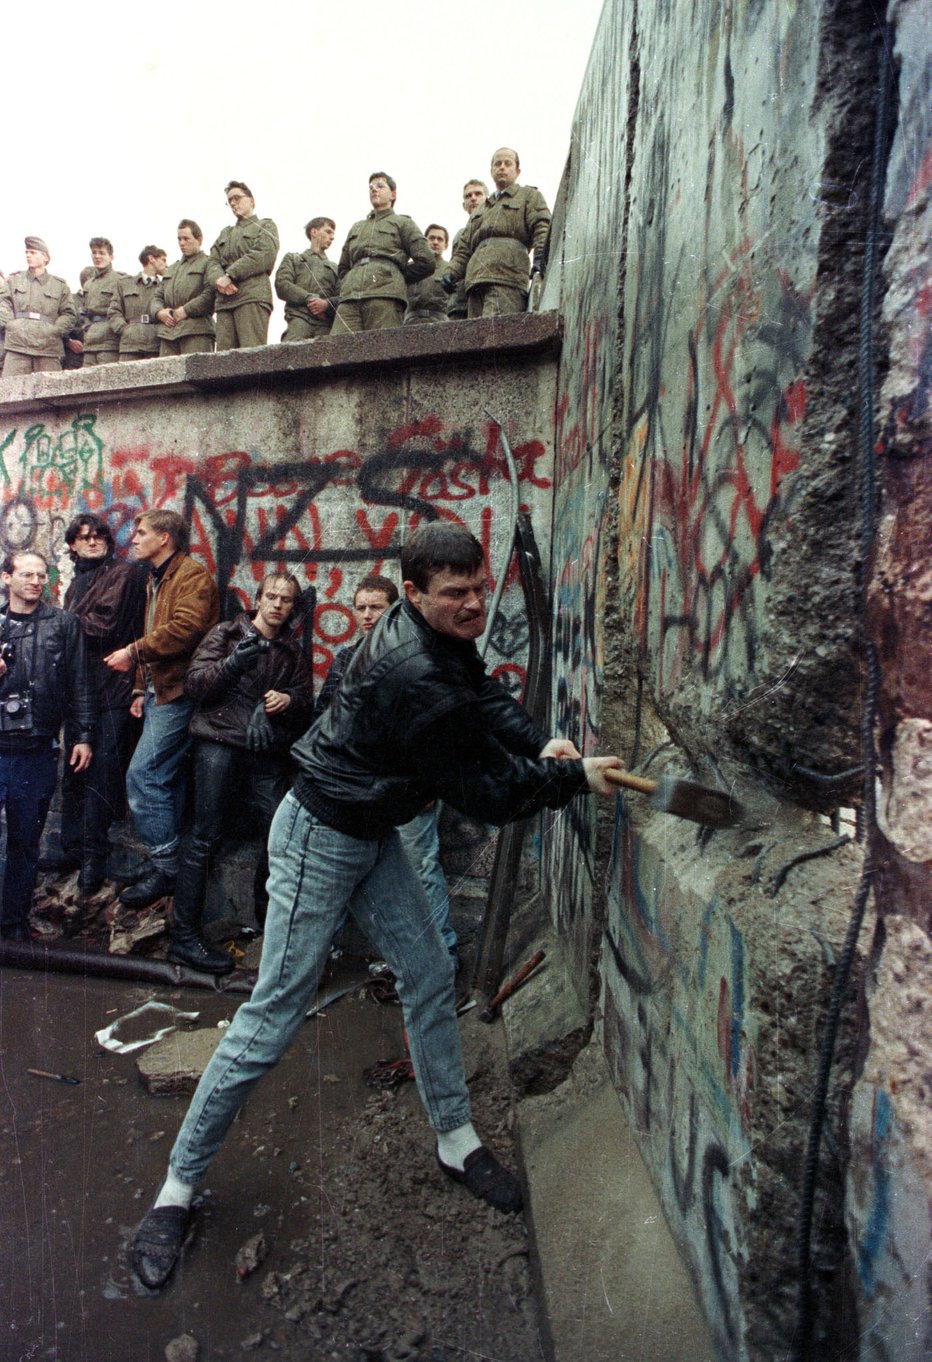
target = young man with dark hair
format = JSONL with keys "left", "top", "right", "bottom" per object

{"left": 0, "top": 551, "right": 95, "bottom": 939}
{"left": 155, "top": 220, "right": 219, "bottom": 356}
{"left": 447, "top": 180, "right": 488, "bottom": 320}
{"left": 333, "top": 173, "right": 434, "bottom": 334}
{"left": 130, "top": 522, "right": 621, "bottom": 1289}
{"left": 107, "top": 245, "right": 168, "bottom": 361}
{"left": 404, "top": 224, "right": 450, "bottom": 326}
{"left": 167, "top": 573, "right": 312, "bottom": 973}
{"left": 209, "top": 180, "right": 279, "bottom": 350}
{"left": 314, "top": 572, "right": 459, "bottom": 962}
{"left": 104, "top": 510, "right": 219, "bottom": 908}
{"left": 43, "top": 513, "right": 147, "bottom": 893}
{"left": 80, "top": 238, "right": 125, "bottom": 366}
{"left": 275, "top": 216, "right": 338, "bottom": 342}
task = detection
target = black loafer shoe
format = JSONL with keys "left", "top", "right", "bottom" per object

{"left": 119, "top": 869, "right": 175, "bottom": 908}
{"left": 437, "top": 1145, "right": 523, "bottom": 1214}
{"left": 132, "top": 1204, "right": 193, "bottom": 1290}
{"left": 167, "top": 935, "right": 234, "bottom": 976}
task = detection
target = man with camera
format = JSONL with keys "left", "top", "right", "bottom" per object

{"left": 0, "top": 551, "right": 95, "bottom": 941}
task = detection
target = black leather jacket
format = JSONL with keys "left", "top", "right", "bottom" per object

{"left": 293, "top": 598, "right": 586, "bottom": 840}
{"left": 0, "top": 602, "right": 96, "bottom": 747}
{"left": 185, "top": 613, "right": 312, "bottom": 749}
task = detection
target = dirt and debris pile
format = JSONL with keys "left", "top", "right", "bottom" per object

{"left": 249, "top": 1024, "right": 544, "bottom": 1362}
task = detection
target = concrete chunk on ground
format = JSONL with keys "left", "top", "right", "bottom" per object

{"left": 165, "top": 1334, "right": 199, "bottom": 1362}
{"left": 137, "top": 1027, "right": 222, "bottom": 1094}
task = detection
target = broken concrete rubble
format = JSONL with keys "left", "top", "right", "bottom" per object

{"left": 136, "top": 1027, "right": 223, "bottom": 1095}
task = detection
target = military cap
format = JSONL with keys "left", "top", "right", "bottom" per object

{"left": 25, "top": 235, "right": 50, "bottom": 257}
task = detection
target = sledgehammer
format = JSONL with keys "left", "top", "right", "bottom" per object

{"left": 603, "top": 767, "right": 741, "bottom": 828}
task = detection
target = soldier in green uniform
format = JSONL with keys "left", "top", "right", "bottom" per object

{"left": 404, "top": 225, "right": 451, "bottom": 325}
{"left": 275, "top": 217, "right": 338, "bottom": 342}
{"left": 155, "top": 221, "right": 219, "bottom": 356}
{"left": 62, "top": 266, "right": 94, "bottom": 370}
{"left": 80, "top": 239, "right": 125, "bottom": 366}
{"left": 447, "top": 180, "right": 487, "bottom": 320}
{"left": 209, "top": 181, "right": 279, "bottom": 350}
{"left": 333, "top": 173, "right": 434, "bottom": 334}
{"left": 108, "top": 246, "right": 168, "bottom": 361}
{"left": 442, "top": 149, "right": 550, "bottom": 319}
{"left": 0, "top": 237, "right": 76, "bottom": 377}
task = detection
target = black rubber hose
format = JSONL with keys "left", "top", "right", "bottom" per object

{"left": 789, "top": 21, "right": 895, "bottom": 1361}
{"left": 0, "top": 939, "right": 257, "bottom": 995}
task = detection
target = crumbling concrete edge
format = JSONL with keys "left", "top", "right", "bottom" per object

{"left": 499, "top": 913, "right": 712, "bottom": 1361}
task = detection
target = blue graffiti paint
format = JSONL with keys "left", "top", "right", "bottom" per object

{"left": 857, "top": 1088, "right": 893, "bottom": 1296}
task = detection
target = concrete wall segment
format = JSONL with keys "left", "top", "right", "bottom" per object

{"left": 544, "top": 0, "right": 635, "bottom": 984}
{"left": 0, "top": 324, "right": 559, "bottom": 702}
{"left": 850, "top": 1, "right": 932, "bottom": 1356}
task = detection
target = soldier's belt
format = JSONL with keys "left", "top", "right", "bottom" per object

{"left": 83, "top": 312, "right": 108, "bottom": 322}
{"left": 15, "top": 310, "right": 54, "bottom": 322}
{"left": 135, "top": 314, "right": 157, "bottom": 324}
{"left": 354, "top": 255, "right": 393, "bottom": 267}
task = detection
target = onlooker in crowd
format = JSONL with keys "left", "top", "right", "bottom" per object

{"left": 0, "top": 551, "right": 94, "bottom": 941}
{"left": 314, "top": 574, "right": 459, "bottom": 963}
{"left": 168, "top": 573, "right": 312, "bottom": 974}
{"left": 108, "top": 246, "right": 168, "bottom": 362}
{"left": 79, "top": 239, "right": 124, "bottom": 366}
{"left": 333, "top": 173, "right": 434, "bottom": 334}
{"left": 130, "top": 522, "right": 621, "bottom": 1290}
{"left": 443, "top": 149, "right": 550, "bottom": 317}
{"left": 0, "top": 237, "right": 76, "bottom": 377}
{"left": 447, "top": 180, "right": 488, "bottom": 320}
{"left": 275, "top": 217, "right": 338, "bottom": 342}
{"left": 155, "top": 221, "right": 219, "bottom": 356}
{"left": 404, "top": 225, "right": 451, "bottom": 326}
{"left": 209, "top": 181, "right": 279, "bottom": 350}
{"left": 45, "top": 514, "right": 147, "bottom": 895}
{"left": 62, "top": 266, "right": 95, "bottom": 370}
{"left": 104, "top": 510, "right": 219, "bottom": 909}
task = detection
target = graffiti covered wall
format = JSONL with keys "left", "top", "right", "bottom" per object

{"left": 545, "top": 0, "right": 907, "bottom": 1356}
{"left": 541, "top": 6, "right": 633, "bottom": 982}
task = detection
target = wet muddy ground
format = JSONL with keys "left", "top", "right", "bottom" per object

{"left": 0, "top": 956, "right": 543, "bottom": 1362}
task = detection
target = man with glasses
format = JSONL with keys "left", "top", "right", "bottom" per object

{"left": 42, "top": 515, "right": 147, "bottom": 894}
{"left": 0, "top": 551, "right": 95, "bottom": 940}
{"left": 208, "top": 181, "right": 279, "bottom": 350}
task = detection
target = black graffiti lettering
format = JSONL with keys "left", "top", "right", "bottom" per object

{"left": 702, "top": 1142, "right": 737, "bottom": 1344}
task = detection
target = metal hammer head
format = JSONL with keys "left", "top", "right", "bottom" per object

{"left": 649, "top": 776, "right": 742, "bottom": 828}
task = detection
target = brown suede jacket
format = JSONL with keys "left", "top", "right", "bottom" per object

{"left": 129, "top": 552, "right": 220, "bottom": 703}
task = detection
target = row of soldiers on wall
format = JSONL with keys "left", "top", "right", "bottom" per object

{"left": 0, "top": 148, "right": 551, "bottom": 377}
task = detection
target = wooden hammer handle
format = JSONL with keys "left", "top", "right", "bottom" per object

{"left": 484, "top": 949, "right": 546, "bottom": 1015}
{"left": 603, "top": 767, "right": 659, "bottom": 796}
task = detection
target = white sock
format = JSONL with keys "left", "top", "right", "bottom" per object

{"left": 153, "top": 1168, "right": 195, "bottom": 1210}
{"left": 436, "top": 1122, "right": 482, "bottom": 1172}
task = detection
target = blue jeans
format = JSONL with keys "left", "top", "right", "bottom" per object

{"left": 169, "top": 792, "right": 470, "bottom": 1184}
{"left": 0, "top": 745, "right": 58, "bottom": 933}
{"left": 398, "top": 807, "right": 456, "bottom": 951}
{"left": 125, "top": 691, "right": 194, "bottom": 873}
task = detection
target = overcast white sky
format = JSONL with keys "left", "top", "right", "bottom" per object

{"left": 4, "top": 0, "right": 605, "bottom": 333}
